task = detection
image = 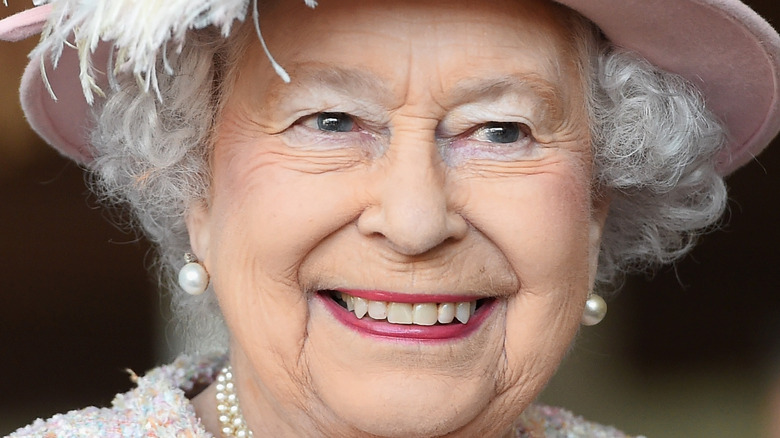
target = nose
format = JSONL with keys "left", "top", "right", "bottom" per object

{"left": 356, "top": 132, "right": 468, "bottom": 256}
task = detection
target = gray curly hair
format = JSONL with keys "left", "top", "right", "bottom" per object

{"left": 88, "top": 12, "right": 726, "bottom": 353}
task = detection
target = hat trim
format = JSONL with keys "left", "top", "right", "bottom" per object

{"left": 27, "top": 0, "right": 315, "bottom": 104}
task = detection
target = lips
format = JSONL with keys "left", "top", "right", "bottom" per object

{"left": 317, "top": 289, "right": 496, "bottom": 340}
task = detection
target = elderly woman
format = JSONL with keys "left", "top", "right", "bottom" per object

{"left": 2, "top": 0, "right": 778, "bottom": 436}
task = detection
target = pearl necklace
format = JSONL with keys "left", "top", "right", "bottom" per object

{"left": 215, "top": 365, "right": 254, "bottom": 438}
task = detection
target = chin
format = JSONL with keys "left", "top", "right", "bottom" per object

{"left": 319, "top": 375, "right": 497, "bottom": 438}
{"left": 301, "top": 295, "right": 514, "bottom": 437}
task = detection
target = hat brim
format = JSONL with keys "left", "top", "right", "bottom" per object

{"left": 557, "top": 0, "right": 780, "bottom": 174}
{"left": 7, "top": 0, "right": 780, "bottom": 174}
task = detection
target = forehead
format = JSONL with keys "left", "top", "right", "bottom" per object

{"left": 230, "top": 0, "right": 586, "bottom": 112}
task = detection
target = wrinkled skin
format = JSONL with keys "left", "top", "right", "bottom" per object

{"left": 189, "top": 0, "right": 609, "bottom": 436}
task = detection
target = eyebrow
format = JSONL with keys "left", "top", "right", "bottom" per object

{"left": 268, "top": 65, "right": 566, "bottom": 122}
{"left": 444, "top": 74, "right": 566, "bottom": 122}
{"left": 270, "top": 64, "right": 396, "bottom": 107}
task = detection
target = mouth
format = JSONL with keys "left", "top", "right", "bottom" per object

{"left": 317, "top": 289, "right": 497, "bottom": 341}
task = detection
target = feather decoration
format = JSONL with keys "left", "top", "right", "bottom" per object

{"left": 26, "top": 0, "right": 317, "bottom": 103}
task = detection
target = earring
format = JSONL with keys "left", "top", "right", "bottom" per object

{"left": 581, "top": 293, "right": 607, "bottom": 326}
{"left": 178, "top": 253, "right": 209, "bottom": 295}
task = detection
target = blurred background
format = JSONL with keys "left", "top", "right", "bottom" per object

{"left": 1, "top": 1, "right": 779, "bottom": 436}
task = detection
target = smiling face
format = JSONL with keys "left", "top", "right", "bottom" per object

{"left": 187, "top": 0, "right": 606, "bottom": 436}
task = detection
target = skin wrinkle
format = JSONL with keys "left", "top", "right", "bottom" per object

{"left": 188, "top": 0, "right": 607, "bottom": 436}
{"left": 243, "top": 58, "right": 581, "bottom": 168}
{"left": 222, "top": 110, "right": 371, "bottom": 174}
{"left": 267, "top": 66, "right": 399, "bottom": 126}
{"left": 84, "top": 6, "right": 725, "bottom": 416}
{"left": 441, "top": 74, "right": 565, "bottom": 130}
{"left": 303, "top": 234, "right": 519, "bottom": 299}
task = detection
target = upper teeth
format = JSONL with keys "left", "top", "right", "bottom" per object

{"left": 339, "top": 292, "right": 477, "bottom": 325}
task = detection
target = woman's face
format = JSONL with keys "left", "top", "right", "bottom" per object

{"left": 188, "top": 0, "right": 607, "bottom": 435}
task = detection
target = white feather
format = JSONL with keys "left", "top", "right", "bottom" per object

{"left": 28, "top": 0, "right": 314, "bottom": 103}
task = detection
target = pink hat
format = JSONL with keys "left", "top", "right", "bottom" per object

{"left": 1, "top": 0, "right": 779, "bottom": 174}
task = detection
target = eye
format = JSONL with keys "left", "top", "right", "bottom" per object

{"left": 314, "top": 112, "right": 355, "bottom": 132}
{"left": 471, "top": 122, "right": 527, "bottom": 144}
{"left": 285, "top": 111, "right": 386, "bottom": 154}
{"left": 438, "top": 118, "right": 537, "bottom": 164}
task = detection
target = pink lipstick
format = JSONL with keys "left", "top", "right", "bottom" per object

{"left": 317, "top": 289, "right": 496, "bottom": 341}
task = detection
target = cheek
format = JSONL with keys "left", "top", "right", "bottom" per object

{"left": 461, "top": 169, "right": 593, "bottom": 396}
{"left": 463, "top": 170, "right": 593, "bottom": 284}
{"left": 208, "top": 137, "right": 366, "bottom": 272}
{"left": 204, "top": 137, "right": 372, "bottom": 364}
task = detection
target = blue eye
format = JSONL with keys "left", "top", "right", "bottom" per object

{"left": 475, "top": 122, "right": 522, "bottom": 143}
{"left": 317, "top": 112, "right": 355, "bottom": 132}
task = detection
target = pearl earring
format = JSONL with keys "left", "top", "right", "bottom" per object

{"left": 581, "top": 294, "right": 607, "bottom": 326}
{"left": 178, "top": 253, "right": 209, "bottom": 295}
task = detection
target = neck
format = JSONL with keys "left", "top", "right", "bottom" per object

{"left": 191, "top": 383, "right": 221, "bottom": 435}
{"left": 226, "top": 350, "right": 333, "bottom": 437}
